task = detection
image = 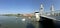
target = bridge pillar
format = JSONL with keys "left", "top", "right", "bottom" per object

{"left": 35, "top": 12, "right": 40, "bottom": 21}
{"left": 40, "top": 4, "right": 44, "bottom": 15}
{"left": 50, "top": 5, "right": 55, "bottom": 15}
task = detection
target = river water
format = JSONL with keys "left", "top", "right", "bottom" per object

{"left": 0, "top": 16, "right": 43, "bottom": 28}
{"left": 0, "top": 16, "right": 60, "bottom": 28}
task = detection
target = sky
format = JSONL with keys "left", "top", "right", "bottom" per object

{"left": 0, "top": 0, "right": 60, "bottom": 14}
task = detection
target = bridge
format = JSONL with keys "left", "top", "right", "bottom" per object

{"left": 35, "top": 4, "right": 60, "bottom": 22}
{"left": 35, "top": 14, "right": 60, "bottom": 22}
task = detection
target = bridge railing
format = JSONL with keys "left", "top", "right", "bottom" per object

{"left": 41, "top": 10, "right": 60, "bottom": 21}
{"left": 43, "top": 10, "right": 60, "bottom": 16}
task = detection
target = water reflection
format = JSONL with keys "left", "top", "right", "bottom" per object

{"left": 26, "top": 22, "right": 43, "bottom": 28}
{"left": 26, "top": 21, "right": 56, "bottom": 28}
{"left": 55, "top": 21, "right": 60, "bottom": 28}
{"left": 0, "top": 16, "right": 57, "bottom": 28}
{"left": 0, "top": 24, "right": 2, "bottom": 27}
{"left": 26, "top": 22, "right": 35, "bottom": 28}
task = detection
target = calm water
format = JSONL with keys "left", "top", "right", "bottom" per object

{"left": 0, "top": 16, "right": 60, "bottom": 28}
{"left": 0, "top": 16, "right": 43, "bottom": 28}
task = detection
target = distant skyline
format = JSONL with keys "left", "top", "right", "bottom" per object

{"left": 0, "top": 0, "right": 60, "bottom": 14}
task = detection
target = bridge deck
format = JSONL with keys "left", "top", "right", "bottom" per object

{"left": 41, "top": 15, "right": 60, "bottom": 21}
